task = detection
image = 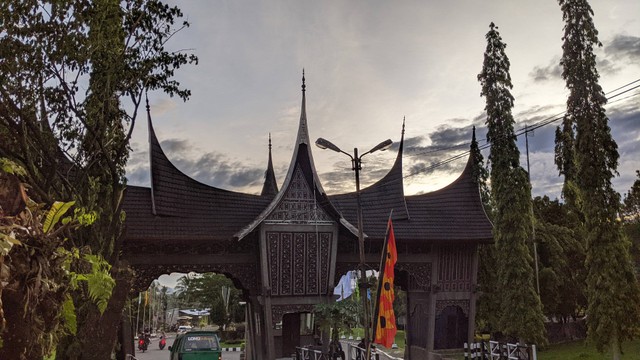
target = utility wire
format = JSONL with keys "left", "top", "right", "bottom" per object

{"left": 399, "top": 78, "right": 640, "bottom": 182}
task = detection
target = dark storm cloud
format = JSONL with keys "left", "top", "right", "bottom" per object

{"left": 529, "top": 57, "right": 562, "bottom": 82}
{"left": 125, "top": 138, "right": 268, "bottom": 192}
{"left": 605, "top": 34, "right": 640, "bottom": 61}
{"left": 530, "top": 34, "right": 639, "bottom": 82}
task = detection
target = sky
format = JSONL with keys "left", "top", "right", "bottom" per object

{"left": 124, "top": 1, "right": 640, "bottom": 287}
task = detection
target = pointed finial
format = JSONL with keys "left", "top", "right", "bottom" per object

{"left": 402, "top": 116, "right": 405, "bottom": 135}
{"left": 268, "top": 133, "right": 272, "bottom": 151}
{"left": 145, "top": 91, "right": 150, "bottom": 113}
{"left": 302, "top": 69, "right": 306, "bottom": 92}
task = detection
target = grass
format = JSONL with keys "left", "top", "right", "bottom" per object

{"left": 535, "top": 339, "right": 640, "bottom": 360}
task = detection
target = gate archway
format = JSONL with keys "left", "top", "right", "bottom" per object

{"left": 120, "top": 77, "right": 492, "bottom": 359}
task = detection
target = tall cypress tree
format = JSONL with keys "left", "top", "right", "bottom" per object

{"left": 478, "top": 23, "right": 546, "bottom": 344}
{"left": 471, "top": 126, "right": 500, "bottom": 333}
{"left": 557, "top": 1, "right": 640, "bottom": 357}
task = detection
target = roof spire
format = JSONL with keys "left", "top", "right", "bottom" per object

{"left": 302, "top": 68, "right": 306, "bottom": 93}
{"left": 261, "top": 133, "right": 279, "bottom": 197}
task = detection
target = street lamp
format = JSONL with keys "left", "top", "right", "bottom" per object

{"left": 315, "top": 137, "right": 392, "bottom": 357}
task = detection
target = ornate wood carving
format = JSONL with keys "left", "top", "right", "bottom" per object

{"left": 271, "top": 304, "right": 315, "bottom": 325}
{"left": 306, "top": 233, "right": 318, "bottom": 294}
{"left": 437, "top": 245, "right": 473, "bottom": 292}
{"left": 123, "top": 237, "right": 258, "bottom": 256}
{"left": 396, "top": 262, "right": 432, "bottom": 291}
{"left": 131, "top": 263, "right": 259, "bottom": 292}
{"left": 435, "top": 299, "right": 470, "bottom": 317}
{"left": 266, "top": 231, "right": 332, "bottom": 296}
{"left": 320, "top": 233, "right": 331, "bottom": 293}
{"left": 294, "top": 233, "right": 306, "bottom": 295}
{"left": 266, "top": 168, "right": 333, "bottom": 224}
{"left": 281, "top": 233, "right": 293, "bottom": 295}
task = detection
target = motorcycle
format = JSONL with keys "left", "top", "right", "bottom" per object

{"left": 138, "top": 338, "right": 148, "bottom": 352}
{"left": 159, "top": 337, "right": 167, "bottom": 350}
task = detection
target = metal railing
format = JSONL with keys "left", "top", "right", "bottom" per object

{"left": 295, "top": 346, "right": 329, "bottom": 360}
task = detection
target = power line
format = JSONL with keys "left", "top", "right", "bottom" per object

{"left": 399, "top": 78, "right": 640, "bottom": 181}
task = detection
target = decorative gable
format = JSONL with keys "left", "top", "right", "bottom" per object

{"left": 265, "top": 167, "right": 332, "bottom": 224}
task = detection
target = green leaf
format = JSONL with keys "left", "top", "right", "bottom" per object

{"left": 43, "top": 201, "right": 75, "bottom": 233}
{"left": 61, "top": 295, "right": 77, "bottom": 335}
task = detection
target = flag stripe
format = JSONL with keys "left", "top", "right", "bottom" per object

{"left": 374, "top": 218, "right": 397, "bottom": 348}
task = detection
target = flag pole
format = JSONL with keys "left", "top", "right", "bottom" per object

{"left": 371, "top": 210, "right": 393, "bottom": 351}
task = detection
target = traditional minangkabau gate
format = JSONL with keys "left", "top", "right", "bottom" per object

{"left": 119, "top": 76, "right": 492, "bottom": 360}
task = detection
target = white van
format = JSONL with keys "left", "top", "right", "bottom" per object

{"left": 177, "top": 325, "right": 192, "bottom": 334}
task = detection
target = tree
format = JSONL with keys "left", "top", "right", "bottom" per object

{"left": 477, "top": 22, "right": 546, "bottom": 345}
{"left": 532, "top": 196, "right": 586, "bottom": 322}
{"left": 470, "top": 126, "right": 500, "bottom": 334}
{"left": 622, "top": 171, "right": 640, "bottom": 267}
{"left": 0, "top": 160, "right": 113, "bottom": 359}
{"left": 557, "top": 1, "right": 640, "bottom": 358}
{"left": 0, "top": 1, "right": 196, "bottom": 358}
{"left": 314, "top": 299, "right": 360, "bottom": 347}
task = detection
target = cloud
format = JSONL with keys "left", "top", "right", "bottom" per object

{"left": 605, "top": 34, "right": 640, "bottom": 62}
{"left": 125, "top": 138, "right": 269, "bottom": 193}
{"left": 529, "top": 56, "right": 562, "bottom": 82}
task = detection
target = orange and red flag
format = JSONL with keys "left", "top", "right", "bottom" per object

{"left": 374, "top": 217, "right": 397, "bottom": 348}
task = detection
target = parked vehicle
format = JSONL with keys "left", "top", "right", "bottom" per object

{"left": 169, "top": 331, "right": 222, "bottom": 360}
{"left": 177, "top": 325, "right": 193, "bottom": 334}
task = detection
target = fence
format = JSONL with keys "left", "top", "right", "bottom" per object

{"left": 296, "top": 343, "right": 392, "bottom": 360}
{"left": 464, "top": 340, "right": 537, "bottom": 360}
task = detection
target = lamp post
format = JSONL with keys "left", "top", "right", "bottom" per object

{"left": 315, "top": 137, "right": 392, "bottom": 358}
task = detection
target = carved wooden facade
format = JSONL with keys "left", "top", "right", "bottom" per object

{"left": 120, "top": 77, "right": 492, "bottom": 360}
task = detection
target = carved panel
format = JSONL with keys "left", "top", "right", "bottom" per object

{"left": 319, "top": 233, "right": 331, "bottom": 294}
{"left": 294, "top": 233, "right": 306, "bottom": 295}
{"left": 123, "top": 237, "right": 259, "bottom": 256}
{"left": 131, "top": 263, "right": 259, "bottom": 293}
{"left": 281, "top": 233, "right": 293, "bottom": 295}
{"left": 435, "top": 299, "right": 470, "bottom": 317}
{"left": 306, "top": 233, "right": 318, "bottom": 294}
{"left": 396, "top": 262, "right": 432, "bottom": 291}
{"left": 266, "top": 168, "right": 333, "bottom": 224}
{"left": 438, "top": 245, "right": 473, "bottom": 292}
{"left": 271, "top": 304, "right": 315, "bottom": 325}
{"left": 268, "top": 233, "right": 279, "bottom": 294}
{"left": 266, "top": 231, "right": 332, "bottom": 296}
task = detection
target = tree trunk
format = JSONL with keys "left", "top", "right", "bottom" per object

{"left": 1, "top": 284, "right": 31, "bottom": 360}
{"left": 58, "top": 263, "right": 133, "bottom": 360}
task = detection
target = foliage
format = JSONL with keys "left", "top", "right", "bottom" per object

{"left": 0, "top": 163, "right": 114, "bottom": 359}
{"left": 532, "top": 196, "right": 586, "bottom": 322}
{"left": 314, "top": 299, "right": 360, "bottom": 342}
{"left": 0, "top": 0, "right": 196, "bottom": 357}
{"left": 478, "top": 22, "right": 546, "bottom": 345}
{"left": 557, "top": 0, "right": 640, "bottom": 357}
{"left": 173, "top": 273, "right": 245, "bottom": 326}
{"left": 622, "top": 171, "right": 640, "bottom": 268}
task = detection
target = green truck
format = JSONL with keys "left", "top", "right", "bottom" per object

{"left": 168, "top": 331, "right": 222, "bottom": 360}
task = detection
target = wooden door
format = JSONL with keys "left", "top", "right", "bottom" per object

{"left": 282, "top": 313, "right": 300, "bottom": 356}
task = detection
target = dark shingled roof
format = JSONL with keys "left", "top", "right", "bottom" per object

{"left": 122, "top": 85, "right": 492, "bottom": 245}
{"left": 121, "top": 110, "right": 272, "bottom": 242}
{"left": 330, "top": 141, "right": 492, "bottom": 243}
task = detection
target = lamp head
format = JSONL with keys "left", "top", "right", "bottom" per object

{"left": 368, "top": 139, "right": 393, "bottom": 154}
{"left": 315, "top": 137, "right": 342, "bottom": 153}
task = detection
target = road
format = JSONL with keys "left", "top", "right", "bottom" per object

{"left": 131, "top": 334, "right": 241, "bottom": 360}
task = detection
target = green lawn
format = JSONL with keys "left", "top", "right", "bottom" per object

{"left": 536, "top": 339, "right": 640, "bottom": 360}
